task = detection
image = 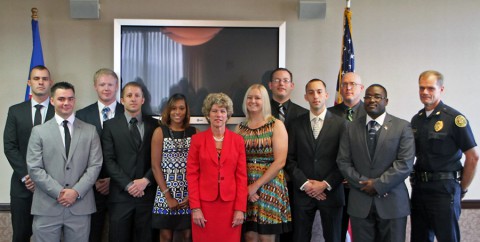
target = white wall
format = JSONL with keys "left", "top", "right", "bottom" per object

{"left": 1, "top": 0, "right": 479, "bottom": 203}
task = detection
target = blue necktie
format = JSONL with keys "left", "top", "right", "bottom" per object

{"left": 367, "top": 120, "right": 378, "bottom": 157}
{"left": 102, "top": 106, "right": 111, "bottom": 121}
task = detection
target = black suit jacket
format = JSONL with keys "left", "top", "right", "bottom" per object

{"left": 328, "top": 101, "right": 366, "bottom": 121}
{"left": 270, "top": 99, "right": 308, "bottom": 128}
{"left": 3, "top": 100, "right": 55, "bottom": 198}
{"left": 76, "top": 102, "right": 124, "bottom": 179}
{"left": 286, "top": 111, "right": 346, "bottom": 207}
{"left": 76, "top": 102, "right": 124, "bottom": 135}
{"left": 101, "top": 114, "right": 159, "bottom": 203}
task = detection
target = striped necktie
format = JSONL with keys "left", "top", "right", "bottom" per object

{"left": 279, "top": 104, "right": 285, "bottom": 122}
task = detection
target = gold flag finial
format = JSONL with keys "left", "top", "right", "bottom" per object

{"left": 31, "top": 8, "right": 38, "bottom": 20}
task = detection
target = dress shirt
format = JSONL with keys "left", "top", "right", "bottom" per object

{"left": 97, "top": 101, "right": 118, "bottom": 124}
{"left": 31, "top": 98, "right": 50, "bottom": 125}
{"left": 54, "top": 114, "right": 75, "bottom": 148}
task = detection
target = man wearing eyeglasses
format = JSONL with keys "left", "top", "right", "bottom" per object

{"left": 410, "top": 70, "right": 478, "bottom": 242}
{"left": 268, "top": 67, "right": 307, "bottom": 242}
{"left": 269, "top": 68, "right": 308, "bottom": 128}
{"left": 328, "top": 72, "right": 366, "bottom": 242}
{"left": 337, "top": 84, "right": 415, "bottom": 242}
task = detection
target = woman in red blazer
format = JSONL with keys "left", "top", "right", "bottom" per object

{"left": 187, "top": 93, "right": 248, "bottom": 242}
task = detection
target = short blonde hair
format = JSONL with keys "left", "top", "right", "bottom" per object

{"left": 242, "top": 84, "right": 272, "bottom": 120}
{"left": 93, "top": 68, "right": 118, "bottom": 85}
{"left": 202, "top": 93, "right": 234, "bottom": 122}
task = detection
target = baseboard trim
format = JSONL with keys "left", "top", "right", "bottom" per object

{"left": 0, "top": 203, "right": 11, "bottom": 211}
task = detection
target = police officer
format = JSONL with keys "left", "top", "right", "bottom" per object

{"left": 410, "top": 70, "right": 479, "bottom": 242}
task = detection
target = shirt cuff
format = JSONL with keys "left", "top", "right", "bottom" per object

{"left": 21, "top": 175, "right": 27, "bottom": 183}
{"left": 300, "top": 181, "right": 309, "bottom": 191}
{"left": 125, "top": 181, "right": 133, "bottom": 191}
{"left": 323, "top": 180, "right": 332, "bottom": 191}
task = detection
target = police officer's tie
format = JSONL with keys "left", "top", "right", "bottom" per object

{"left": 130, "top": 117, "right": 142, "bottom": 149}
{"left": 102, "top": 106, "right": 111, "bottom": 121}
{"left": 63, "top": 120, "right": 71, "bottom": 157}
{"left": 279, "top": 104, "right": 285, "bottom": 122}
{"left": 367, "top": 120, "right": 378, "bottom": 157}
{"left": 346, "top": 108, "right": 353, "bottom": 121}
{"left": 34, "top": 104, "right": 43, "bottom": 126}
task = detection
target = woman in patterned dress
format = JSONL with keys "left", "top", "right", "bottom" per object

{"left": 236, "top": 84, "right": 292, "bottom": 242}
{"left": 151, "top": 93, "right": 198, "bottom": 242}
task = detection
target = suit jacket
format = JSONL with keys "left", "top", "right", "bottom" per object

{"left": 3, "top": 100, "right": 55, "bottom": 198}
{"left": 102, "top": 114, "right": 158, "bottom": 203}
{"left": 76, "top": 102, "right": 124, "bottom": 135}
{"left": 186, "top": 128, "right": 247, "bottom": 212}
{"left": 336, "top": 113, "right": 415, "bottom": 219}
{"left": 270, "top": 99, "right": 308, "bottom": 128}
{"left": 286, "top": 111, "right": 346, "bottom": 207}
{"left": 26, "top": 118, "right": 102, "bottom": 216}
{"left": 76, "top": 101, "right": 124, "bottom": 179}
{"left": 328, "top": 101, "right": 366, "bottom": 121}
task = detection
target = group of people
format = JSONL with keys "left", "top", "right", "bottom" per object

{"left": 3, "top": 66, "right": 478, "bottom": 242}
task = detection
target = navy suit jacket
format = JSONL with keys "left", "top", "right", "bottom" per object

{"left": 3, "top": 100, "right": 54, "bottom": 198}
{"left": 286, "top": 111, "right": 346, "bottom": 207}
{"left": 336, "top": 113, "right": 415, "bottom": 219}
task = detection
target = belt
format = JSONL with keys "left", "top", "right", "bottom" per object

{"left": 411, "top": 171, "right": 462, "bottom": 182}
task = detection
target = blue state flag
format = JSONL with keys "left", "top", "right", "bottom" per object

{"left": 25, "top": 17, "right": 45, "bottom": 101}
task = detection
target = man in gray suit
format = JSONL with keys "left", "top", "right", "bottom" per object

{"left": 27, "top": 82, "right": 103, "bottom": 242}
{"left": 336, "top": 84, "right": 415, "bottom": 242}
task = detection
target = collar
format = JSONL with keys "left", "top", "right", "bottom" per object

{"left": 310, "top": 108, "right": 327, "bottom": 122}
{"left": 366, "top": 112, "right": 386, "bottom": 126}
{"left": 124, "top": 112, "right": 143, "bottom": 124}
{"left": 97, "top": 101, "right": 117, "bottom": 113}
{"left": 54, "top": 113, "right": 75, "bottom": 125}
{"left": 31, "top": 98, "right": 50, "bottom": 108}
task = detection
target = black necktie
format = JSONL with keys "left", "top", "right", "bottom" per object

{"left": 63, "top": 120, "right": 71, "bottom": 157}
{"left": 279, "top": 104, "right": 285, "bottom": 122}
{"left": 34, "top": 104, "right": 43, "bottom": 126}
{"left": 347, "top": 108, "right": 353, "bottom": 121}
{"left": 367, "top": 120, "right": 378, "bottom": 158}
{"left": 130, "top": 118, "right": 142, "bottom": 149}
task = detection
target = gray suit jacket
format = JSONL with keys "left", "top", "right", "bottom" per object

{"left": 336, "top": 113, "right": 414, "bottom": 219}
{"left": 27, "top": 118, "right": 102, "bottom": 216}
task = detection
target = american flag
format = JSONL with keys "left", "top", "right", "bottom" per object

{"left": 335, "top": 7, "right": 355, "bottom": 105}
{"left": 25, "top": 8, "right": 45, "bottom": 101}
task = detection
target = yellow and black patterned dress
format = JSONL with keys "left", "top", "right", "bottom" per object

{"left": 238, "top": 117, "right": 292, "bottom": 234}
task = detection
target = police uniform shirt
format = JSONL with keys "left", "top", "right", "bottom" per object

{"left": 411, "top": 101, "right": 477, "bottom": 172}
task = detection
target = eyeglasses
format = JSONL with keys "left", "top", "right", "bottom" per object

{"left": 271, "top": 79, "right": 292, "bottom": 84}
{"left": 341, "top": 82, "right": 362, "bottom": 88}
{"left": 363, "top": 95, "right": 387, "bottom": 101}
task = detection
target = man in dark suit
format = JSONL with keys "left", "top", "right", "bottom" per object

{"left": 3, "top": 65, "right": 55, "bottom": 242}
{"left": 268, "top": 67, "right": 307, "bottom": 242}
{"left": 286, "top": 79, "right": 346, "bottom": 242}
{"left": 102, "top": 82, "right": 158, "bottom": 242}
{"left": 76, "top": 68, "right": 124, "bottom": 242}
{"left": 269, "top": 67, "right": 308, "bottom": 128}
{"left": 27, "top": 81, "right": 102, "bottom": 242}
{"left": 327, "top": 72, "right": 365, "bottom": 242}
{"left": 336, "top": 84, "right": 415, "bottom": 242}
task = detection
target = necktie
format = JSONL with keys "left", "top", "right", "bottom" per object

{"left": 34, "top": 104, "right": 43, "bottom": 126}
{"left": 347, "top": 108, "right": 353, "bottom": 122}
{"left": 312, "top": 117, "right": 321, "bottom": 139}
{"left": 279, "top": 104, "right": 285, "bottom": 122}
{"left": 102, "top": 106, "right": 111, "bottom": 121}
{"left": 63, "top": 120, "right": 71, "bottom": 157}
{"left": 130, "top": 118, "right": 142, "bottom": 149}
{"left": 367, "top": 120, "right": 378, "bottom": 158}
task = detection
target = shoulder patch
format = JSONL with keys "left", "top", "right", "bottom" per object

{"left": 455, "top": 115, "right": 467, "bottom": 128}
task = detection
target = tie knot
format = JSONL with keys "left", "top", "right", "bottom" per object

{"left": 102, "top": 106, "right": 111, "bottom": 113}
{"left": 368, "top": 120, "right": 377, "bottom": 130}
{"left": 130, "top": 117, "right": 138, "bottom": 125}
{"left": 35, "top": 104, "right": 43, "bottom": 110}
{"left": 347, "top": 108, "right": 353, "bottom": 115}
{"left": 63, "top": 120, "right": 69, "bottom": 126}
